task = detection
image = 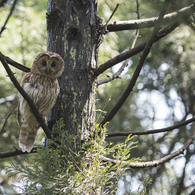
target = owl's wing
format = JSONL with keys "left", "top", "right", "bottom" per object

{"left": 17, "top": 73, "right": 33, "bottom": 127}
{"left": 20, "top": 73, "right": 31, "bottom": 88}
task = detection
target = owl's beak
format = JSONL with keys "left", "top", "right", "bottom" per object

{"left": 47, "top": 67, "right": 50, "bottom": 73}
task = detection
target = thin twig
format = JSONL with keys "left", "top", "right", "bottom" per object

{"left": 100, "top": 0, "right": 170, "bottom": 127}
{"left": 0, "top": 0, "right": 18, "bottom": 36}
{"left": 105, "top": 4, "right": 119, "bottom": 27}
{"left": 0, "top": 52, "right": 52, "bottom": 139}
{"left": 102, "top": 4, "right": 119, "bottom": 35}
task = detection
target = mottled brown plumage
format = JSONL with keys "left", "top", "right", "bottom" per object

{"left": 17, "top": 52, "right": 64, "bottom": 152}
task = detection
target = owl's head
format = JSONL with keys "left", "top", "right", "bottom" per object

{"left": 31, "top": 52, "right": 64, "bottom": 78}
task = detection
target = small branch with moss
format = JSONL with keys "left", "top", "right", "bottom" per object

{"left": 100, "top": 0, "right": 170, "bottom": 127}
{"left": 0, "top": 52, "right": 52, "bottom": 139}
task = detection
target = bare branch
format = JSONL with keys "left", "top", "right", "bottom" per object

{"left": 106, "top": 4, "right": 195, "bottom": 32}
{"left": 0, "top": 146, "right": 39, "bottom": 158}
{"left": 102, "top": 124, "right": 195, "bottom": 168}
{"left": 0, "top": 52, "right": 52, "bottom": 139}
{"left": 107, "top": 116, "right": 195, "bottom": 138}
{"left": 0, "top": 0, "right": 18, "bottom": 36}
{"left": 100, "top": 0, "right": 170, "bottom": 127}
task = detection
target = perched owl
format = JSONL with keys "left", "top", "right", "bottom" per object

{"left": 17, "top": 52, "right": 64, "bottom": 153}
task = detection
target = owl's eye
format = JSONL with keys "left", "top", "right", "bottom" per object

{"left": 51, "top": 62, "right": 56, "bottom": 67}
{"left": 42, "top": 60, "right": 47, "bottom": 66}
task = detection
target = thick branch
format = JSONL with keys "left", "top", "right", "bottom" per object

{"left": 0, "top": 146, "right": 38, "bottom": 158}
{"left": 106, "top": 4, "right": 194, "bottom": 32}
{"left": 100, "top": 0, "right": 169, "bottom": 127}
{"left": 0, "top": 0, "right": 18, "bottom": 36}
{"left": 107, "top": 117, "right": 195, "bottom": 138}
{"left": 102, "top": 125, "right": 195, "bottom": 168}
{"left": 0, "top": 52, "right": 52, "bottom": 139}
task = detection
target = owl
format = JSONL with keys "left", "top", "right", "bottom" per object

{"left": 17, "top": 52, "right": 64, "bottom": 153}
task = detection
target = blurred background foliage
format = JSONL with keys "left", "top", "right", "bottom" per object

{"left": 0, "top": 0, "right": 195, "bottom": 194}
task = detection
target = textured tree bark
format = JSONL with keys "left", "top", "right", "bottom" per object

{"left": 46, "top": 0, "right": 101, "bottom": 150}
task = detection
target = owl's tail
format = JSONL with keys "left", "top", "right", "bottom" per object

{"left": 19, "top": 128, "right": 37, "bottom": 153}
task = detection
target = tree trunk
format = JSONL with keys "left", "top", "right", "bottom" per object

{"left": 46, "top": 0, "right": 101, "bottom": 150}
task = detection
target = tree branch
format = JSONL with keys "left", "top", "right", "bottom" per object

{"left": 106, "top": 4, "right": 194, "bottom": 32}
{"left": 0, "top": 0, "right": 18, "bottom": 36}
{"left": 100, "top": 0, "right": 170, "bottom": 127}
{"left": 0, "top": 52, "right": 52, "bottom": 139}
{"left": 102, "top": 124, "right": 195, "bottom": 168}
{"left": 4, "top": 55, "right": 30, "bottom": 72}
{"left": 107, "top": 117, "right": 195, "bottom": 138}
{"left": 0, "top": 146, "right": 39, "bottom": 158}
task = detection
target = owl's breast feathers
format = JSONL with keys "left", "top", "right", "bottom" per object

{"left": 18, "top": 72, "right": 60, "bottom": 119}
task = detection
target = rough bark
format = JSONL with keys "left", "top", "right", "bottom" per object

{"left": 46, "top": 0, "right": 101, "bottom": 149}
